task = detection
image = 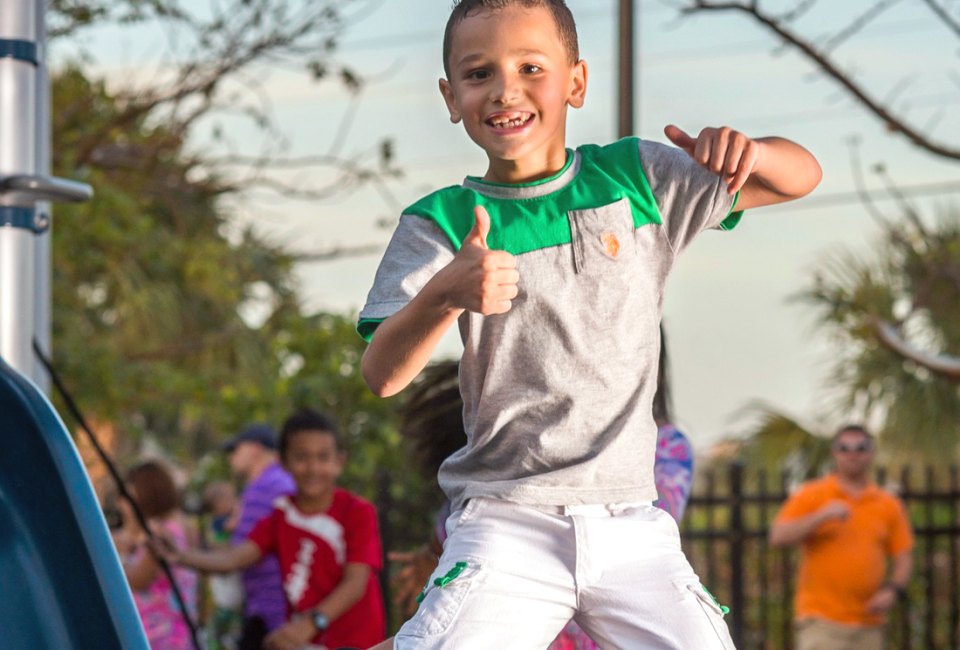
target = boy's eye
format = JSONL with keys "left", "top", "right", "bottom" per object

{"left": 521, "top": 64, "right": 542, "bottom": 74}
{"left": 466, "top": 69, "right": 490, "bottom": 80}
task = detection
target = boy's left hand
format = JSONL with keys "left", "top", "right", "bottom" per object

{"left": 664, "top": 124, "right": 763, "bottom": 195}
{"left": 263, "top": 615, "right": 317, "bottom": 650}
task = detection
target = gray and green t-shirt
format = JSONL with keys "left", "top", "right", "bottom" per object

{"left": 359, "top": 137, "right": 741, "bottom": 510}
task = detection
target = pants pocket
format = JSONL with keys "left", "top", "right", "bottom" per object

{"left": 402, "top": 556, "right": 486, "bottom": 638}
{"left": 677, "top": 581, "right": 738, "bottom": 650}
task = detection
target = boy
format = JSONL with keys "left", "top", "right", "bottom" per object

{"left": 158, "top": 409, "right": 386, "bottom": 650}
{"left": 359, "top": 0, "right": 821, "bottom": 648}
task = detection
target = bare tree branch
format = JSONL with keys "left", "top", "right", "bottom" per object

{"left": 872, "top": 319, "right": 960, "bottom": 382}
{"left": 820, "top": 0, "right": 902, "bottom": 54}
{"left": 682, "top": 1, "right": 960, "bottom": 161}
{"left": 847, "top": 137, "right": 889, "bottom": 223}
{"left": 776, "top": 0, "right": 819, "bottom": 23}
{"left": 921, "top": 0, "right": 960, "bottom": 38}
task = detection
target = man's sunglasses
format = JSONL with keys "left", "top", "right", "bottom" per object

{"left": 833, "top": 442, "right": 872, "bottom": 453}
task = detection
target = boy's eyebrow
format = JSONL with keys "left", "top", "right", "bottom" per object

{"left": 456, "top": 48, "right": 548, "bottom": 68}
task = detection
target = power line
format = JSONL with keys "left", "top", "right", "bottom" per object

{"left": 764, "top": 178, "right": 960, "bottom": 212}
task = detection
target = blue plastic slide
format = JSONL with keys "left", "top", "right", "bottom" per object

{"left": 0, "top": 356, "right": 148, "bottom": 648}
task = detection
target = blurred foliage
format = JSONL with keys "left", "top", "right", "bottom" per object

{"left": 732, "top": 404, "right": 832, "bottom": 481}
{"left": 733, "top": 208, "right": 960, "bottom": 468}
{"left": 799, "top": 208, "right": 960, "bottom": 460}
{"left": 48, "top": 65, "right": 435, "bottom": 552}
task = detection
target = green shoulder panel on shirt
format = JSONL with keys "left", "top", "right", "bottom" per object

{"left": 403, "top": 138, "right": 662, "bottom": 256}
{"left": 720, "top": 191, "right": 743, "bottom": 231}
{"left": 357, "top": 318, "right": 382, "bottom": 343}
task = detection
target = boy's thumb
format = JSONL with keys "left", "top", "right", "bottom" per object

{"left": 465, "top": 205, "right": 490, "bottom": 249}
{"left": 664, "top": 124, "right": 695, "bottom": 153}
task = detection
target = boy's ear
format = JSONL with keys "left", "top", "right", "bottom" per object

{"left": 567, "top": 60, "right": 588, "bottom": 109}
{"left": 439, "top": 78, "right": 462, "bottom": 124}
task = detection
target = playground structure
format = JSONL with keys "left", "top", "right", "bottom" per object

{"left": 0, "top": 1, "right": 149, "bottom": 646}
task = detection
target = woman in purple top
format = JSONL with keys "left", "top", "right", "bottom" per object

{"left": 223, "top": 423, "right": 296, "bottom": 650}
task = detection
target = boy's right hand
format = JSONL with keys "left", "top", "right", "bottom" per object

{"left": 444, "top": 206, "right": 519, "bottom": 315}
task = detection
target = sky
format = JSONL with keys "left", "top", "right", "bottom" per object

{"left": 58, "top": 0, "right": 960, "bottom": 451}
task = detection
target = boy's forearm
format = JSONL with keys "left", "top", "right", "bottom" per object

{"left": 176, "top": 542, "right": 258, "bottom": 573}
{"left": 312, "top": 563, "right": 370, "bottom": 622}
{"left": 362, "top": 270, "right": 464, "bottom": 398}
{"left": 176, "top": 548, "right": 233, "bottom": 573}
{"left": 738, "top": 137, "right": 821, "bottom": 210}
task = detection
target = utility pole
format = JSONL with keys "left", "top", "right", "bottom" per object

{"left": 617, "top": 0, "right": 636, "bottom": 138}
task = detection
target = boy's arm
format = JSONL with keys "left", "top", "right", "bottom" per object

{"left": 154, "top": 537, "right": 261, "bottom": 573}
{"left": 362, "top": 206, "right": 518, "bottom": 397}
{"left": 263, "top": 563, "right": 372, "bottom": 650}
{"left": 664, "top": 125, "right": 821, "bottom": 211}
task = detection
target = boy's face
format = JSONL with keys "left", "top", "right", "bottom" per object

{"left": 440, "top": 5, "right": 587, "bottom": 179}
{"left": 282, "top": 429, "right": 345, "bottom": 503}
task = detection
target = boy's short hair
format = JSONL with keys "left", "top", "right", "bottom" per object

{"left": 279, "top": 407, "right": 342, "bottom": 457}
{"left": 443, "top": 0, "right": 579, "bottom": 78}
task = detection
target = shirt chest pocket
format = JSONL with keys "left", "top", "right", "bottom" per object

{"left": 567, "top": 197, "right": 637, "bottom": 274}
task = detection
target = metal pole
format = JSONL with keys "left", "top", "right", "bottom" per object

{"left": 0, "top": 0, "right": 39, "bottom": 379}
{"left": 34, "top": 0, "right": 51, "bottom": 393}
{"left": 617, "top": 0, "right": 634, "bottom": 138}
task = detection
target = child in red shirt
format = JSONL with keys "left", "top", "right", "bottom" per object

{"left": 160, "top": 409, "right": 385, "bottom": 650}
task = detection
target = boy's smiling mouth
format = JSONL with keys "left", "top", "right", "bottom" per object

{"left": 486, "top": 111, "right": 534, "bottom": 130}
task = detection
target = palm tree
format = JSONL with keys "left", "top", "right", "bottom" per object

{"left": 798, "top": 207, "right": 960, "bottom": 459}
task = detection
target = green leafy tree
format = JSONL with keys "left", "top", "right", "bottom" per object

{"left": 50, "top": 66, "right": 432, "bottom": 547}
{"left": 52, "top": 65, "right": 294, "bottom": 454}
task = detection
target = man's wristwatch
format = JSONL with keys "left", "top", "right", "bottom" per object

{"left": 310, "top": 610, "right": 330, "bottom": 632}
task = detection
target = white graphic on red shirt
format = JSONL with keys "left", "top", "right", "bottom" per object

{"left": 285, "top": 538, "right": 317, "bottom": 606}
{"left": 274, "top": 496, "right": 347, "bottom": 566}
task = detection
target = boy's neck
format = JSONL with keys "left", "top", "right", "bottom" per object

{"left": 482, "top": 144, "right": 569, "bottom": 185}
{"left": 295, "top": 488, "right": 335, "bottom": 514}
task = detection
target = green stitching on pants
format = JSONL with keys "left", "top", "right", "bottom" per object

{"left": 416, "top": 561, "right": 469, "bottom": 604}
{"left": 702, "top": 584, "right": 731, "bottom": 615}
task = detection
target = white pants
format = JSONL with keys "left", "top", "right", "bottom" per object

{"left": 395, "top": 498, "right": 736, "bottom": 650}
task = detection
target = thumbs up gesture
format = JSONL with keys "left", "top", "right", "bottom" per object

{"left": 664, "top": 124, "right": 762, "bottom": 195}
{"left": 446, "top": 206, "right": 519, "bottom": 315}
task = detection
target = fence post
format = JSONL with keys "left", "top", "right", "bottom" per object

{"left": 729, "top": 461, "right": 745, "bottom": 648}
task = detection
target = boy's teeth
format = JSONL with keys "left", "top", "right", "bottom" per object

{"left": 491, "top": 114, "right": 530, "bottom": 128}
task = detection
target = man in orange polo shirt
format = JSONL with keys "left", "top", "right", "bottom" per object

{"left": 770, "top": 424, "right": 913, "bottom": 650}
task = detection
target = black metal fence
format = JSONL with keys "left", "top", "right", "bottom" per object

{"left": 682, "top": 464, "right": 960, "bottom": 650}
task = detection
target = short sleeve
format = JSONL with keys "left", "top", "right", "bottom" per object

{"left": 774, "top": 483, "right": 822, "bottom": 524}
{"left": 638, "top": 140, "right": 741, "bottom": 254}
{"left": 886, "top": 497, "right": 914, "bottom": 556}
{"left": 247, "top": 509, "right": 279, "bottom": 556}
{"left": 345, "top": 499, "right": 383, "bottom": 570}
{"left": 357, "top": 214, "right": 456, "bottom": 341}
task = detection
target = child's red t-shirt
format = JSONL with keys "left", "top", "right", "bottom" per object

{"left": 248, "top": 488, "right": 385, "bottom": 647}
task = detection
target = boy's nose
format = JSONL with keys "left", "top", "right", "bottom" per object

{"left": 490, "top": 75, "right": 521, "bottom": 105}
